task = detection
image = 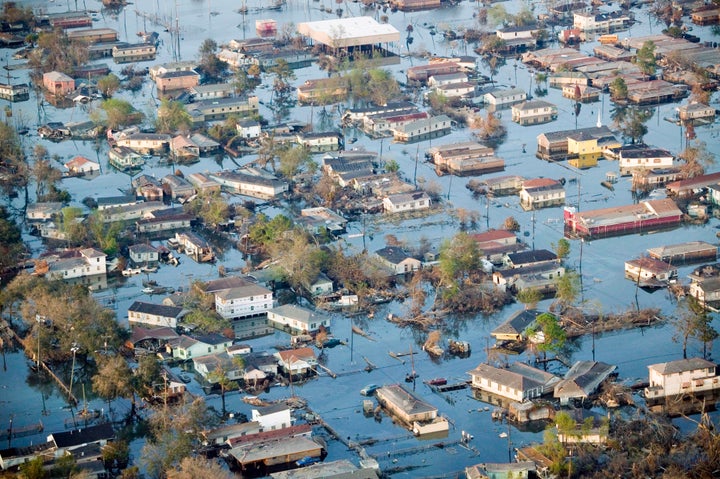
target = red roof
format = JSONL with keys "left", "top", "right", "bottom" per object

{"left": 277, "top": 347, "right": 315, "bottom": 363}
{"left": 65, "top": 156, "right": 95, "bottom": 168}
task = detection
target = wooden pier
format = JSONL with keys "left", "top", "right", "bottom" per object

{"left": 0, "top": 421, "right": 44, "bottom": 441}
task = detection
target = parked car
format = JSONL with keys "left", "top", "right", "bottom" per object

{"left": 360, "top": 384, "right": 380, "bottom": 396}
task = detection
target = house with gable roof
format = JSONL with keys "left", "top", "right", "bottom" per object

{"left": 491, "top": 309, "right": 543, "bottom": 342}
{"left": 645, "top": 357, "right": 720, "bottom": 402}
{"left": 128, "top": 301, "right": 185, "bottom": 328}
{"left": 374, "top": 246, "right": 422, "bottom": 275}
{"left": 554, "top": 360, "right": 617, "bottom": 405}
{"left": 64, "top": 156, "right": 100, "bottom": 175}
{"left": 274, "top": 347, "right": 317, "bottom": 376}
{"left": 383, "top": 191, "right": 431, "bottom": 213}
{"left": 469, "top": 361, "right": 560, "bottom": 402}
{"left": 169, "top": 333, "right": 233, "bottom": 360}
{"left": 267, "top": 304, "right": 331, "bottom": 334}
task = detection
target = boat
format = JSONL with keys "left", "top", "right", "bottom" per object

{"left": 142, "top": 264, "right": 158, "bottom": 273}
{"left": 425, "top": 378, "right": 447, "bottom": 386}
{"left": 179, "top": 373, "right": 192, "bottom": 384}
{"left": 122, "top": 267, "right": 142, "bottom": 276}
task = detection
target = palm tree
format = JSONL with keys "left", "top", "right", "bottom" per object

{"left": 207, "top": 364, "right": 238, "bottom": 418}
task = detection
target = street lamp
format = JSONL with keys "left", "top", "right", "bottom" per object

{"left": 69, "top": 344, "right": 79, "bottom": 404}
{"left": 35, "top": 315, "right": 46, "bottom": 370}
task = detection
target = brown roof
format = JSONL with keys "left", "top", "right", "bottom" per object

{"left": 471, "top": 229, "right": 516, "bottom": 242}
{"left": 625, "top": 257, "right": 675, "bottom": 273}
{"left": 523, "top": 178, "right": 561, "bottom": 189}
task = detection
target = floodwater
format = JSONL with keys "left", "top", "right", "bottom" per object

{"left": 1, "top": 0, "right": 720, "bottom": 476}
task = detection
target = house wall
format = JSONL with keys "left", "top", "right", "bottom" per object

{"left": 216, "top": 292, "right": 273, "bottom": 319}
{"left": 128, "top": 311, "right": 177, "bottom": 328}
{"left": 470, "top": 374, "right": 526, "bottom": 402}
{"left": 252, "top": 409, "right": 292, "bottom": 430}
{"left": 647, "top": 366, "right": 720, "bottom": 398}
{"left": 619, "top": 155, "right": 674, "bottom": 176}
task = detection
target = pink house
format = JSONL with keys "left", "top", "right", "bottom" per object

{"left": 43, "top": 71, "right": 75, "bottom": 96}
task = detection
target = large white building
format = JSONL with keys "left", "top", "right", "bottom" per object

{"left": 645, "top": 358, "right": 719, "bottom": 400}
{"left": 215, "top": 283, "right": 274, "bottom": 320}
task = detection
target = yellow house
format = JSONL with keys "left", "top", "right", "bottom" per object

{"left": 567, "top": 131, "right": 620, "bottom": 169}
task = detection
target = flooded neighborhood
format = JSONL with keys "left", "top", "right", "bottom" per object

{"left": 1, "top": 0, "right": 720, "bottom": 477}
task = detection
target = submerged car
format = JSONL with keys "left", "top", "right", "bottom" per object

{"left": 360, "top": 384, "right": 380, "bottom": 396}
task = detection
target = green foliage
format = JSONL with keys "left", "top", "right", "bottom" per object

{"left": 97, "top": 73, "right": 121, "bottom": 97}
{"left": 635, "top": 40, "right": 657, "bottom": 76}
{"left": 98, "top": 98, "right": 143, "bottom": 130}
{"left": 0, "top": 121, "right": 29, "bottom": 196}
{"left": 184, "top": 191, "right": 230, "bottom": 228}
{"left": 517, "top": 288, "right": 542, "bottom": 307}
{"left": 619, "top": 108, "right": 652, "bottom": 144}
{"left": 19, "top": 456, "right": 47, "bottom": 479}
{"left": 248, "top": 213, "right": 293, "bottom": 248}
{"left": 385, "top": 159, "right": 400, "bottom": 173}
{"left": 88, "top": 211, "right": 121, "bottom": 255}
{"left": 527, "top": 312, "right": 567, "bottom": 354}
{"left": 156, "top": 99, "right": 192, "bottom": 134}
{"left": 0, "top": 206, "right": 24, "bottom": 271}
{"left": 555, "top": 411, "right": 577, "bottom": 434}
{"left": 182, "top": 309, "right": 230, "bottom": 334}
{"left": 2, "top": 276, "right": 127, "bottom": 363}
{"left": 60, "top": 206, "right": 87, "bottom": 245}
{"left": 554, "top": 271, "right": 580, "bottom": 308}
{"left": 438, "top": 232, "right": 481, "bottom": 296}
{"left": 610, "top": 77, "right": 628, "bottom": 101}
{"left": 277, "top": 145, "right": 315, "bottom": 178}
{"left": 552, "top": 238, "right": 571, "bottom": 260}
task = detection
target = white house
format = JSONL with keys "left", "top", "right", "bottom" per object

{"left": 484, "top": 87, "right": 527, "bottom": 108}
{"left": 618, "top": 145, "right": 674, "bottom": 176}
{"left": 193, "top": 351, "right": 243, "bottom": 382}
{"left": 128, "top": 301, "right": 184, "bottom": 328}
{"left": 64, "top": 156, "right": 100, "bottom": 175}
{"left": 27, "top": 202, "right": 63, "bottom": 222}
{"left": 677, "top": 102, "right": 716, "bottom": 122}
{"left": 214, "top": 283, "right": 274, "bottom": 319}
{"left": 645, "top": 357, "right": 719, "bottom": 401}
{"left": 573, "top": 11, "right": 631, "bottom": 32}
{"left": 208, "top": 168, "right": 289, "bottom": 200}
{"left": 303, "top": 272, "right": 334, "bottom": 296}
{"left": 236, "top": 119, "right": 261, "bottom": 139}
{"left": 374, "top": 246, "right": 422, "bottom": 275}
{"left": 511, "top": 100, "right": 558, "bottom": 126}
{"left": 519, "top": 178, "right": 565, "bottom": 209}
{"left": 274, "top": 347, "right": 317, "bottom": 376}
{"left": 624, "top": 257, "right": 677, "bottom": 284}
{"left": 267, "top": 304, "right": 331, "bottom": 334}
{"left": 469, "top": 362, "right": 560, "bottom": 402}
{"left": 251, "top": 403, "right": 292, "bottom": 431}
{"left": 43, "top": 248, "right": 107, "bottom": 281}
{"left": 170, "top": 334, "right": 233, "bottom": 360}
{"left": 431, "top": 82, "right": 476, "bottom": 99}
{"left": 383, "top": 191, "right": 431, "bottom": 214}
{"left": 427, "top": 72, "right": 468, "bottom": 87}
{"left": 128, "top": 243, "right": 159, "bottom": 264}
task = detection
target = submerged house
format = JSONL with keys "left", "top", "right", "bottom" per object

{"left": 563, "top": 199, "right": 683, "bottom": 238}
{"left": 645, "top": 358, "right": 720, "bottom": 403}
{"left": 519, "top": 178, "right": 565, "bottom": 210}
{"left": 376, "top": 384, "right": 449, "bottom": 435}
{"left": 511, "top": 100, "right": 558, "bottom": 126}
{"left": 374, "top": 246, "right": 422, "bottom": 275}
{"left": 468, "top": 362, "right": 560, "bottom": 402}
{"left": 624, "top": 257, "right": 677, "bottom": 286}
{"left": 128, "top": 301, "right": 184, "bottom": 328}
{"left": 554, "top": 360, "right": 617, "bottom": 405}
{"left": 175, "top": 231, "right": 214, "bottom": 263}
{"left": 491, "top": 309, "right": 544, "bottom": 342}
{"left": 267, "top": 304, "right": 331, "bottom": 335}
